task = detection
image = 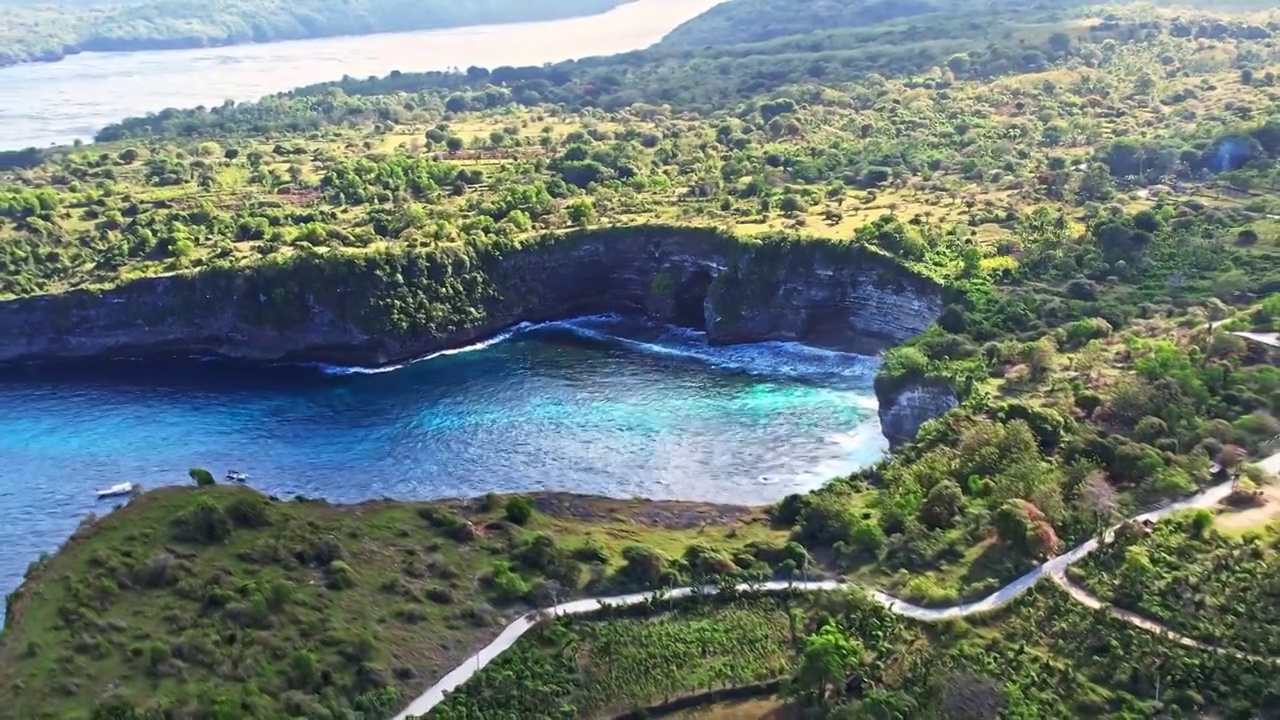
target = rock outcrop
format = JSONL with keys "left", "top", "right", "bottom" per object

{"left": 0, "top": 226, "right": 943, "bottom": 366}
{"left": 876, "top": 378, "right": 958, "bottom": 449}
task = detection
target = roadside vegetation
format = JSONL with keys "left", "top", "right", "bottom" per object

{"left": 2, "top": 0, "right": 1280, "bottom": 717}
{"left": 1070, "top": 500, "right": 1280, "bottom": 658}
{"left": 429, "top": 582, "right": 1280, "bottom": 718}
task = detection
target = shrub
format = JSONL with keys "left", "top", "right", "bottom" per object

{"left": 226, "top": 495, "right": 272, "bottom": 528}
{"left": 571, "top": 540, "right": 611, "bottom": 564}
{"left": 418, "top": 506, "right": 478, "bottom": 540}
{"left": 92, "top": 695, "right": 143, "bottom": 720}
{"left": 617, "top": 545, "right": 674, "bottom": 589}
{"left": 478, "top": 492, "right": 502, "bottom": 512}
{"left": 772, "top": 493, "right": 808, "bottom": 526}
{"left": 504, "top": 496, "right": 535, "bottom": 525}
{"left": 136, "top": 552, "right": 181, "bottom": 588}
{"left": 682, "top": 544, "right": 739, "bottom": 578}
{"left": 326, "top": 560, "right": 357, "bottom": 590}
{"left": 515, "top": 534, "right": 585, "bottom": 586}
{"left": 425, "top": 586, "right": 456, "bottom": 605}
{"left": 171, "top": 499, "right": 232, "bottom": 545}
{"left": 302, "top": 536, "right": 344, "bottom": 566}
{"left": 489, "top": 561, "right": 530, "bottom": 602}
{"left": 288, "top": 650, "right": 321, "bottom": 691}
{"left": 188, "top": 468, "right": 215, "bottom": 487}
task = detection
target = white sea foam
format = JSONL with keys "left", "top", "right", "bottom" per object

{"left": 312, "top": 322, "right": 535, "bottom": 376}
{"left": 312, "top": 314, "right": 881, "bottom": 383}
{"left": 527, "top": 314, "right": 880, "bottom": 383}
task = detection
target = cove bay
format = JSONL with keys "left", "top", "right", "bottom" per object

{"left": 0, "top": 317, "right": 885, "bottom": 605}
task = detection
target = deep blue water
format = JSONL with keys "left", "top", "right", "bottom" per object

{"left": 0, "top": 315, "right": 885, "bottom": 608}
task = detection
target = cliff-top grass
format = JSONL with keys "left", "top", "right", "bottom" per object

{"left": 0, "top": 482, "right": 791, "bottom": 719}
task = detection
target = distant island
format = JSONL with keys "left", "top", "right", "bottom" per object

{"left": 0, "top": 0, "right": 632, "bottom": 68}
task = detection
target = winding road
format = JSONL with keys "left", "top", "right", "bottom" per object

{"left": 394, "top": 474, "right": 1268, "bottom": 720}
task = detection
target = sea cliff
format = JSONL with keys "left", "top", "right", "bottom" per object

{"left": 0, "top": 226, "right": 944, "bottom": 366}
{"left": 875, "top": 378, "right": 959, "bottom": 449}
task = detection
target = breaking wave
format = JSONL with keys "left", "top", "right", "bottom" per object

{"left": 316, "top": 314, "right": 880, "bottom": 383}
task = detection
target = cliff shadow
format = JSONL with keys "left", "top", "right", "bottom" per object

{"left": 673, "top": 268, "right": 714, "bottom": 330}
{"left": 802, "top": 304, "right": 888, "bottom": 354}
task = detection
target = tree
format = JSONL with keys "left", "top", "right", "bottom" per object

{"left": 444, "top": 94, "right": 471, "bottom": 113}
{"left": 189, "top": 468, "right": 215, "bottom": 487}
{"left": 566, "top": 198, "right": 595, "bottom": 227}
{"left": 920, "top": 480, "right": 964, "bottom": 529}
{"left": 445, "top": 136, "right": 465, "bottom": 154}
{"left": 994, "top": 499, "right": 1060, "bottom": 559}
{"left": 1190, "top": 508, "right": 1215, "bottom": 538}
{"left": 1078, "top": 470, "right": 1117, "bottom": 533}
{"left": 1026, "top": 336, "right": 1058, "bottom": 379}
{"left": 794, "top": 623, "right": 862, "bottom": 702}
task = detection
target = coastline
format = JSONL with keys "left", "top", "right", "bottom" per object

{"left": 0, "top": 0, "right": 641, "bottom": 71}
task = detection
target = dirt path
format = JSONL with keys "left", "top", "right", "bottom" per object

{"left": 1048, "top": 572, "right": 1276, "bottom": 663}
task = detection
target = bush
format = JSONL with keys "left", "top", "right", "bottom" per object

{"left": 489, "top": 561, "right": 530, "bottom": 601}
{"left": 303, "top": 536, "right": 344, "bottom": 566}
{"left": 425, "top": 586, "right": 456, "bottom": 605}
{"left": 617, "top": 545, "right": 674, "bottom": 589}
{"left": 504, "top": 496, "right": 535, "bottom": 525}
{"left": 188, "top": 468, "right": 215, "bottom": 487}
{"left": 478, "top": 493, "right": 502, "bottom": 512}
{"left": 418, "top": 506, "right": 477, "bottom": 540}
{"left": 326, "top": 560, "right": 357, "bottom": 590}
{"left": 171, "top": 499, "right": 233, "bottom": 545}
{"left": 571, "top": 540, "right": 611, "bottom": 564}
{"left": 136, "top": 552, "right": 181, "bottom": 588}
{"left": 226, "top": 495, "right": 272, "bottom": 528}
{"left": 772, "top": 493, "right": 808, "bottom": 527}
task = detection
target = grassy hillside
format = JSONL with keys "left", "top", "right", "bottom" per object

{"left": 0, "top": 484, "right": 787, "bottom": 719}
{"left": 0, "top": 0, "right": 628, "bottom": 67}
{"left": 656, "top": 0, "right": 1073, "bottom": 49}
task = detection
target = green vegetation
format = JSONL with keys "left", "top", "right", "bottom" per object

{"left": 1071, "top": 507, "right": 1280, "bottom": 657}
{"left": 430, "top": 583, "right": 1280, "bottom": 718}
{"left": 5, "top": 0, "right": 1280, "bottom": 716}
{"left": 0, "top": 0, "right": 627, "bottom": 67}
{"left": 430, "top": 593, "right": 797, "bottom": 719}
{"left": 0, "top": 485, "right": 788, "bottom": 719}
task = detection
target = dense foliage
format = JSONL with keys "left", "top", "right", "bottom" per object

{"left": 95, "top": 0, "right": 1280, "bottom": 138}
{"left": 429, "top": 593, "right": 797, "bottom": 719}
{"left": 431, "top": 584, "right": 1280, "bottom": 718}
{"left": 0, "top": 0, "right": 626, "bottom": 67}
{"left": 1073, "top": 510, "right": 1280, "bottom": 657}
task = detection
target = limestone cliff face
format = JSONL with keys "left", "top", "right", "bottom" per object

{"left": 876, "top": 379, "right": 959, "bottom": 449}
{"left": 0, "top": 227, "right": 943, "bottom": 366}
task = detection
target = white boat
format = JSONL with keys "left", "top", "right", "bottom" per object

{"left": 225, "top": 470, "right": 249, "bottom": 483}
{"left": 96, "top": 482, "right": 139, "bottom": 500}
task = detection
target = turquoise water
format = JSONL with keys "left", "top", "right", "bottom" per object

{"left": 0, "top": 315, "right": 884, "bottom": 608}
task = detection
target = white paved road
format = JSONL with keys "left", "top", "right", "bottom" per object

{"left": 392, "top": 478, "right": 1248, "bottom": 719}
